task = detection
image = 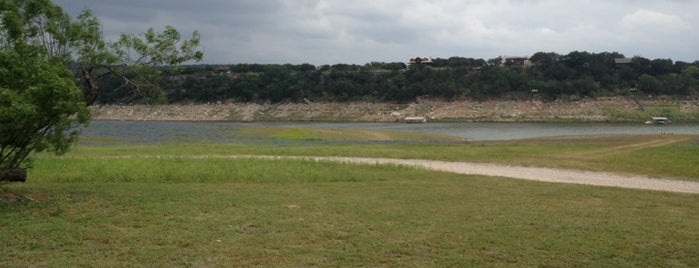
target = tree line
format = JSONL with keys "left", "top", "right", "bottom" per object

{"left": 93, "top": 51, "right": 699, "bottom": 104}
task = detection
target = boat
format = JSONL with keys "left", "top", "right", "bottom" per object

{"left": 404, "top": 116, "right": 427, "bottom": 123}
{"left": 645, "top": 117, "right": 671, "bottom": 125}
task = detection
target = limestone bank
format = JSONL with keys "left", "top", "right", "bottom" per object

{"left": 89, "top": 97, "right": 699, "bottom": 122}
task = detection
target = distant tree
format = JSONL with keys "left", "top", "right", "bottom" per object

{"left": 682, "top": 66, "right": 699, "bottom": 78}
{"left": 446, "top": 56, "right": 486, "bottom": 68}
{"left": 631, "top": 56, "right": 652, "bottom": 77}
{"left": 673, "top": 61, "right": 691, "bottom": 73}
{"left": 562, "top": 51, "right": 592, "bottom": 77}
{"left": 330, "top": 64, "right": 360, "bottom": 72}
{"left": 93, "top": 51, "right": 698, "bottom": 104}
{"left": 637, "top": 74, "right": 661, "bottom": 94}
{"left": 530, "top": 52, "right": 567, "bottom": 82}
{"left": 530, "top": 51, "right": 561, "bottom": 66}
{"left": 650, "top": 59, "right": 674, "bottom": 76}
{"left": 679, "top": 66, "right": 699, "bottom": 95}
{"left": 586, "top": 52, "right": 622, "bottom": 87}
{"left": 487, "top": 57, "right": 502, "bottom": 66}
{"left": 364, "top": 61, "right": 406, "bottom": 71}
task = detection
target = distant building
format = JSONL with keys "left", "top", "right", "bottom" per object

{"left": 212, "top": 65, "right": 230, "bottom": 73}
{"left": 409, "top": 56, "right": 433, "bottom": 66}
{"left": 500, "top": 56, "right": 532, "bottom": 68}
{"left": 614, "top": 58, "right": 633, "bottom": 65}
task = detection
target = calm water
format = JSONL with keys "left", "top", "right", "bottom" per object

{"left": 80, "top": 120, "right": 699, "bottom": 145}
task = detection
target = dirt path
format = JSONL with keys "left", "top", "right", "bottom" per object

{"left": 94, "top": 154, "right": 699, "bottom": 194}
{"left": 233, "top": 155, "right": 699, "bottom": 194}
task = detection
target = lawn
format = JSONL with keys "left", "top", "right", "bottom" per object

{"left": 2, "top": 131, "right": 698, "bottom": 266}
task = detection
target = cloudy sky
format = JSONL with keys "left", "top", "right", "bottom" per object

{"left": 54, "top": 0, "right": 699, "bottom": 65}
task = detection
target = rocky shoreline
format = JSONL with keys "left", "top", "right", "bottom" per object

{"left": 89, "top": 97, "right": 699, "bottom": 123}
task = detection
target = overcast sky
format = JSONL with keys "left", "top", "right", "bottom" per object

{"left": 54, "top": 0, "right": 699, "bottom": 65}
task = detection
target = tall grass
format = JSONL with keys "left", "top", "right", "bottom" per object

{"left": 30, "top": 157, "right": 421, "bottom": 183}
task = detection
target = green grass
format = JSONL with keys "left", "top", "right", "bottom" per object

{"left": 29, "top": 158, "right": 413, "bottom": 183}
{"left": 3, "top": 161, "right": 698, "bottom": 267}
{"left": 604, "top": 104, "right": 699, "bottom": 123}
{"left": 237, "top": 125, "right": 468, "bottom": 142}
{"left": 2, "top": 132, "right": 698, "bottom": 266}
{"left": 61, "top": 134, "right": 699, "bottom": 180}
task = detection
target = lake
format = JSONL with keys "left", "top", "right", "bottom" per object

{"left": 79, "top": 120, "right": 699, "bottom": 145}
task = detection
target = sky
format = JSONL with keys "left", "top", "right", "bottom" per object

{"left": 53, "top": 0, "right": 699, "bottom": 65}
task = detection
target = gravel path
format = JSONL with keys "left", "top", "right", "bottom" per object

{"left": 246, "top": 155, "right": 699, "bottom": 194}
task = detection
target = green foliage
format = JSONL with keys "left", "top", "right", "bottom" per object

{"left": 637, "top": 74, "right": 661, "bottom": 93}
{"left": 80, "top": 23, "right": 203, "bottom": 105}
{"left": 113, "top": 26, "right": 203, "bottom": 66}
{"left": 0, "top": 0, "right": 204, "bottom": 170}
{"left": 0, "top": 23, "right": 89, "bottom": 169}
{"left": 95, "top": 51, "right": 699, "bottom": 104}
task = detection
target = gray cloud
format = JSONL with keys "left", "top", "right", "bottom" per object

{"left": 54, "top": 0, "right": 699, "bottom": 64}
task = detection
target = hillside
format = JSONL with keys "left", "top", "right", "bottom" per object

{"left": 92, "top": 52, "right": 699, "bottom": 105}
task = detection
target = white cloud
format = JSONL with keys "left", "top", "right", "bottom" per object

{"left": 619, "top": 9, "right": 690, "bottom": 37}
{"left": 53, "top": 0, "right": 699, "bottom": 64}
{"left": 615, "top": 9, "right": 695, "bottom": 59}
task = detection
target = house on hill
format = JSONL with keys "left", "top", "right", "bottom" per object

{"left": 409, "top": 56, "right": 434, "bottom": 66}
{"left": 614, "top": 58, "right": 633, "bottom": 66}
{"left": 500, "top": 56, "right": 532, "bottom": 68}
{"left": 212, "top": 65, "right": 231, "bottom": 73}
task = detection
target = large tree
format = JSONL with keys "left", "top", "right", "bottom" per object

{"left": 0, "top": 0, "right": 202, "bottom": 181}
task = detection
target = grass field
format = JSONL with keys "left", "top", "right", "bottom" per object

{"left": 68, "top": 131, "right": 699, "bottom": 180}
{"left": 2, "top": 130, "right": 698, "bottom": 266}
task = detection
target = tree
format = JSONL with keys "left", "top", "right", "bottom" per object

{"left": 0, "top": 47, "right": 90, "bottom": 176}
{"left": 637, "top": 74, "right": 661, "bottom": 94}
{"left": 71, "top": 15, "right": 202, "bottom": 104}
{"left": 87, "top": 25, "right": 203, "bottom": 104}
{"left": 1, "top": 0, "right": 90, "bottom": 179}
{"left": 0, "top": 0, "right": 202, "bottom": 181}
{"left": 680, "top": 66, "right": 699, "bottom": 95}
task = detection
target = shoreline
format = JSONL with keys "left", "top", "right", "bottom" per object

{"left": 89, "top": 97, "right": 699, "bottom": 123}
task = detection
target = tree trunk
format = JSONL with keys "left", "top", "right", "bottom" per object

{"left": 82, "top": 67, "right": 100, "bottom": 106}
{"left": 0, "top": 168, "right": 27, "bottom": 182}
